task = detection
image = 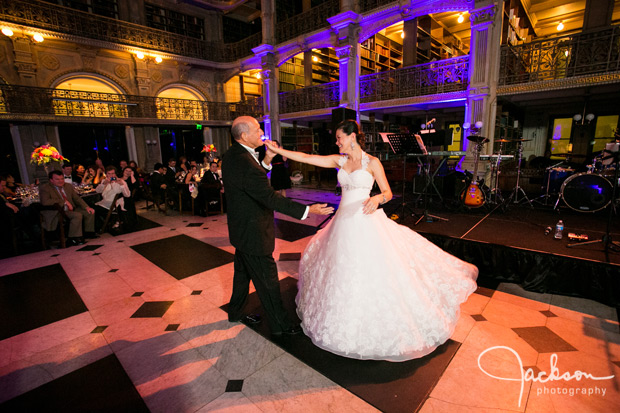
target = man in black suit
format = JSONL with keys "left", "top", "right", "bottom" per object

{"left": 222, "top": 116, "right": 333, "bottom": 335}
{"left": 199, "top": 161, "right": 224, "bottom": 214}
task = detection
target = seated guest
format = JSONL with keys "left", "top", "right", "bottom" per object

{"left": 73, "top": 165, "right": 86, "bottom": 184}
{"left": 61, "top": 163, "right": 75, "bottom": 185}
{"left": 39, "top": 170, "right": 96, "bottom": 246}
{"left": 119, "top": 160, "right": 128, "bottom": 172}
{"left": 0, "top": 175, "right": 19, "bottom": 257}
{"left": 119, "top": 166, "right": 138, "bottom": 228}
{"left": 94, "top": 166, "right": 130, "bottom": 230}
{"left": 2, "top": 174, "right": 21, "bottom": 197}
{"left": 150, "top": 162, "right": 172, "bottom": 206}
{"left": 199, "top": 161, "right": 225, "bottom": 213}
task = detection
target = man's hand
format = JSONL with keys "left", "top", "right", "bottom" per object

{"left": 308, "top": 203, "right": 334, "bottom": 215}
{"left": 86, "top": 207, "right": 95, "bottom": 215}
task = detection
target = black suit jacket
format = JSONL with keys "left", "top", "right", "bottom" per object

{"left": 222, "top": 142, "right": 307, "bottom": 256}
{"left": 149, "top": 172, "right": 167, "bottom": 198}
{"left": 200, "top": 170, "right": 222, "bottom": 200}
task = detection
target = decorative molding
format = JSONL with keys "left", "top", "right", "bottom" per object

{"left": 114, "top": 64, "right": 129, "bottom": 79}
{"left": 470, "top": 4, "right": 497, "bottom": 25}
{"left": 40, "top": 54, "right": 60, "bottom": 70}
{"left": 497, "top": 72, "right": 620, "bottom": 95}
{"left": 150, "top": 70, "right": 162, "bottom": 83}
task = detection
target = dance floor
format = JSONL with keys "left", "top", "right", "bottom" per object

{"left": 0, "top": 185, "right": 619, "bottom": 412}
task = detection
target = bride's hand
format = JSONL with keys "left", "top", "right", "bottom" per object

{"left": 362, "top": 196, "right": 380, "bottom": 214}
{"left": 264, "top": 140, "right": 281, "bottom": 154}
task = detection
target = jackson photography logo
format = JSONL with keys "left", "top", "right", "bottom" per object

{"left": 477, "top": 346, "right": 615, "bottom": 407}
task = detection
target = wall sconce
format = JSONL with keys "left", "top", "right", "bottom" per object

{"left": 32, "top": 33, "right": 44, "bottom": 43}
{"left": 573, "top": 111, "right": 595, "bottom": 125}
{"left": 136, "top": 52, "right": 144, "bottom": 59}
{"left": 463, "top": 121, "right": 484, "bottom": 134}
{"left": 1, "top": 28, "right": 13, "bottom": 37}
{"left": 457, "top": 14, "right": 465, "bottom": 24}
{"left": 254, "top": 72, "right": 261, "bottom": 79}
{"left": 155, "top": 56, "right": 162, "bottom": 63}
{"left": 557, "top": 22, "right": 564, "bottom": 31}
{"left": 145, "top": 140, "right": 157, "bottom": 146}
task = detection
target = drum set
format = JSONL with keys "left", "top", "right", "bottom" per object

{"left": 541, "top": 144, "right": 620, "bottom": 213}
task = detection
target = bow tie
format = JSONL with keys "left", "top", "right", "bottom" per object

{"left": 65, "top": 176, "right": 71, "bottom": 179}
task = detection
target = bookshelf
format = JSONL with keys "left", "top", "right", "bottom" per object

{"left": 361, "top": 33, "right": 403, "bottom": 75}
{"left": 281, "top": 126, "right": 315, "bottom": 153}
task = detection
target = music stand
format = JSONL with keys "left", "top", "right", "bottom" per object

{"left": 380, "top": 133, "right": 423, "bottom": 221}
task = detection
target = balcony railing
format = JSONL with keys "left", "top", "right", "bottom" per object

{"left": 279, "top": 82, "right": 340, "bottom": 114}
{"left": 360, "top": 56, "right": 469, "bottom": 103}
{"left": 276, "top": 0, "right": 340, "bottom": 44}
{"left": 499, "top": 25, "right": 620, "bottom": 85}
{"left": 0, "top": 85, "right": 262, "bottom": 122}
{"left": 0, "top": 0, "right": 260, "bottom": 62}
{"left": 359, "top": 0, "right": 397, "bottom": 14}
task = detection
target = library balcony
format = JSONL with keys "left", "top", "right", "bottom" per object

{"left": 0, "top": 85, "right": 262, "bottom": 124}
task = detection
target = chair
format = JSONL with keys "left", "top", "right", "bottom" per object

{"left": 99, "top": 192, "right": 123, "bottom": 234}
{"left": 207, "top": 192, "right": 224, "bottom": 215}
{"left": 178, "top": 184, "right": 195, "bottom": 216}
{"left": 143, "top": 179, "right": 167, "bottom": 214}
{"left": 39, "top": 204, "right": 67, "bottom": 249}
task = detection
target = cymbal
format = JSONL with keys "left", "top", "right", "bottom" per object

{"left": 511, "top": 138, "right": 532, "bottom": 142}
{"left": 466, "top": 135, "right": 489, "bottom": 143}
{"left": 495, "top": 139, "right": 512, "bottom": 143}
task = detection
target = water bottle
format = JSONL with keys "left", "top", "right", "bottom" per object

{"left": 554, "top": 220, "right": 564, "bottom": 240}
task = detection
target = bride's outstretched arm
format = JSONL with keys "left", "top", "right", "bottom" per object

{"left": 264, "top": 140, "right": 339, "bottom": 168}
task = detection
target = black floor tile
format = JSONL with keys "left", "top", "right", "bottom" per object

{"left": 221, "top": 277, "right": 460, "bottom": 413}
{"left": 131, "top": 234, "right": 234, "bottom": 280}
{"left": 0, "top": 264, "right": 88, "bottom": 341}
{"left": 471, "top": 314, "right": 487, "bottom": 322}
{"left": 77, "top": 244, "right": 103, "bottom": 252}
{"left": 186, "top": 223, "right": 203, "bottom": 227}
{"left": 0, "top": 354, "right": 149, "bottom": 412}
{"left": 225, "top": 379, "right": 244, "bottom": 392}
{"left": 131, "top": 301, "right": 174, "bottom": 318}
{"left": 278, "top": 252, "right": 301, "bottom": 261}
{"left": 274, "top": 219, "right": 317, "bottom": 242}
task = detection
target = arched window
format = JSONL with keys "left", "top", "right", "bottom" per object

{"left": 52, "top": 74, "right": 128, "bottom": 118}
{"left": 156, "top": 86, "right": 206, "bottom": 120}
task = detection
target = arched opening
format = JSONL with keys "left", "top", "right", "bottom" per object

{"left": 156, "top": 85, "right": 206, "bottom": 121}
{"left": 52, "top": 74, "right": 128, "bottom": 118}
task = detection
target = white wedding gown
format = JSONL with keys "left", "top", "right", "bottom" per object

{"left": 296, "top": 153, "right": 478, "bottom": 361}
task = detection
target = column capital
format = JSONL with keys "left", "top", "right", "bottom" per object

{"left": 252, "top": 44, "right": 275, "bottom": 58}
{"left": 470, "top": 4, "right": 498, "bottom": 27}
{"left": 327, "top": 11, "right": 360, "bottom": 31}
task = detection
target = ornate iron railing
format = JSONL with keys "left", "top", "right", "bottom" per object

{"left": 279, "top": 82, "right": 340, "bottom": 114}
{"left": 0, "top": 0, "right": 260, "bottom": 62}
{"left": 360, "top": 56, "right": 469, "bottom": 102}
{"left": 0, "top": 85, "right": 263, "bottom": 121}
{"left": 276, "top": 0, "right": 340, "bottom": 44}
{"left": 499, "top": 25, "right": 620, "bottom": 85}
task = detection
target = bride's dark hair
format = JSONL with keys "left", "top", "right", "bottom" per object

{"left": 336, "top": 119, "right": 365, "bottom": 150}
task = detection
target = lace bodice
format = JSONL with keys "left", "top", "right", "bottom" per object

{"left": 337, "top": 152, "right": 374, "bottom": 195}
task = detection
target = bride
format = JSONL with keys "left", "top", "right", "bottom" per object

{"left": 265, "top": 119, "right": 478, "bottom": 361}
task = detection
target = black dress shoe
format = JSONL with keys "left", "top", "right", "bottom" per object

{"left": 272, "top": 325, "right": 302, "bottom": 336}
{"left": 84, "top": 232, "right": 100, "bottom": 239}
{"left": 229, "top": 314, "right": 262, "bottom": 324}
{"left": 67, "top": 237, "right": 84, "bottom": 246}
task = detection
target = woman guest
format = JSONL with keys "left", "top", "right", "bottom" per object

{"left": 119, "top": 166, "right": 138, "bottom": 228}
{"left": 269, "top": 140, "right": 291, "bottom": 197}
{"left": 265, "top": 119, "right": 478, "bottom": 361}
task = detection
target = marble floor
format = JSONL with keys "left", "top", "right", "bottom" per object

{"left": 1, "top": 186, "right": 619, "bottom": 412}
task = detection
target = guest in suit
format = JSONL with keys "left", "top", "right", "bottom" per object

{"left": 39, "top": 170, "right": 96, "bottom": 246}
{"left": 222, "top": 116, "right": 333, "bottom": 335}
{"left": 149, "top": 163, "right": 169, "bottom": 206}
{"left": 200, "top": 161, "right": 225, "bottom": 214}
{"left": 61, "top": 163, "right": 75, "bottom": 185}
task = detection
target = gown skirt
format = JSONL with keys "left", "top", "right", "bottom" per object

{"left": 296, "top": 183, "right": 478, "bottom": 362}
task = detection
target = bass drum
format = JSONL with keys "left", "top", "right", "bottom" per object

{"left": 560, "top": 173, "right": 613, "bottom": 212}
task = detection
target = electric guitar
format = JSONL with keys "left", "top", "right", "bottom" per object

{"left": 461, "top": 143, "right": 486, "bottom": 207}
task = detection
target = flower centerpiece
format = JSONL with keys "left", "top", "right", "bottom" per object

{"left": 201, "top": 143, "right": 217, "bottom": 162}
{"left": 31, "top": 143, "right": 69, "bottom": 166}
{"left": 201, "top": 144, "right": 217, "bottom": 154}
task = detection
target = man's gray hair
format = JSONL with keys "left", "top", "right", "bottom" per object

{"left": 231, "top": 119, "right": 250, "bottom": 140}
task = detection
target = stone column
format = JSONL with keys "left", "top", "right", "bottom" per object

{"left": 328, "top": 11, "right": 361, "bottom": 119}
{"left": 461, "top": 1, "right": 503, "bottom": 174}
{"left": 125, "top": 126, "right": 138, "bottom": 163}
{"left": 253, "top": 45, "right": 280, "bottom": 142}
{"left": 12, "top": 37, "right": 37, "bottom": 86}
{"left": 402, "top": 18, "right": 418, "bottom": 67}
